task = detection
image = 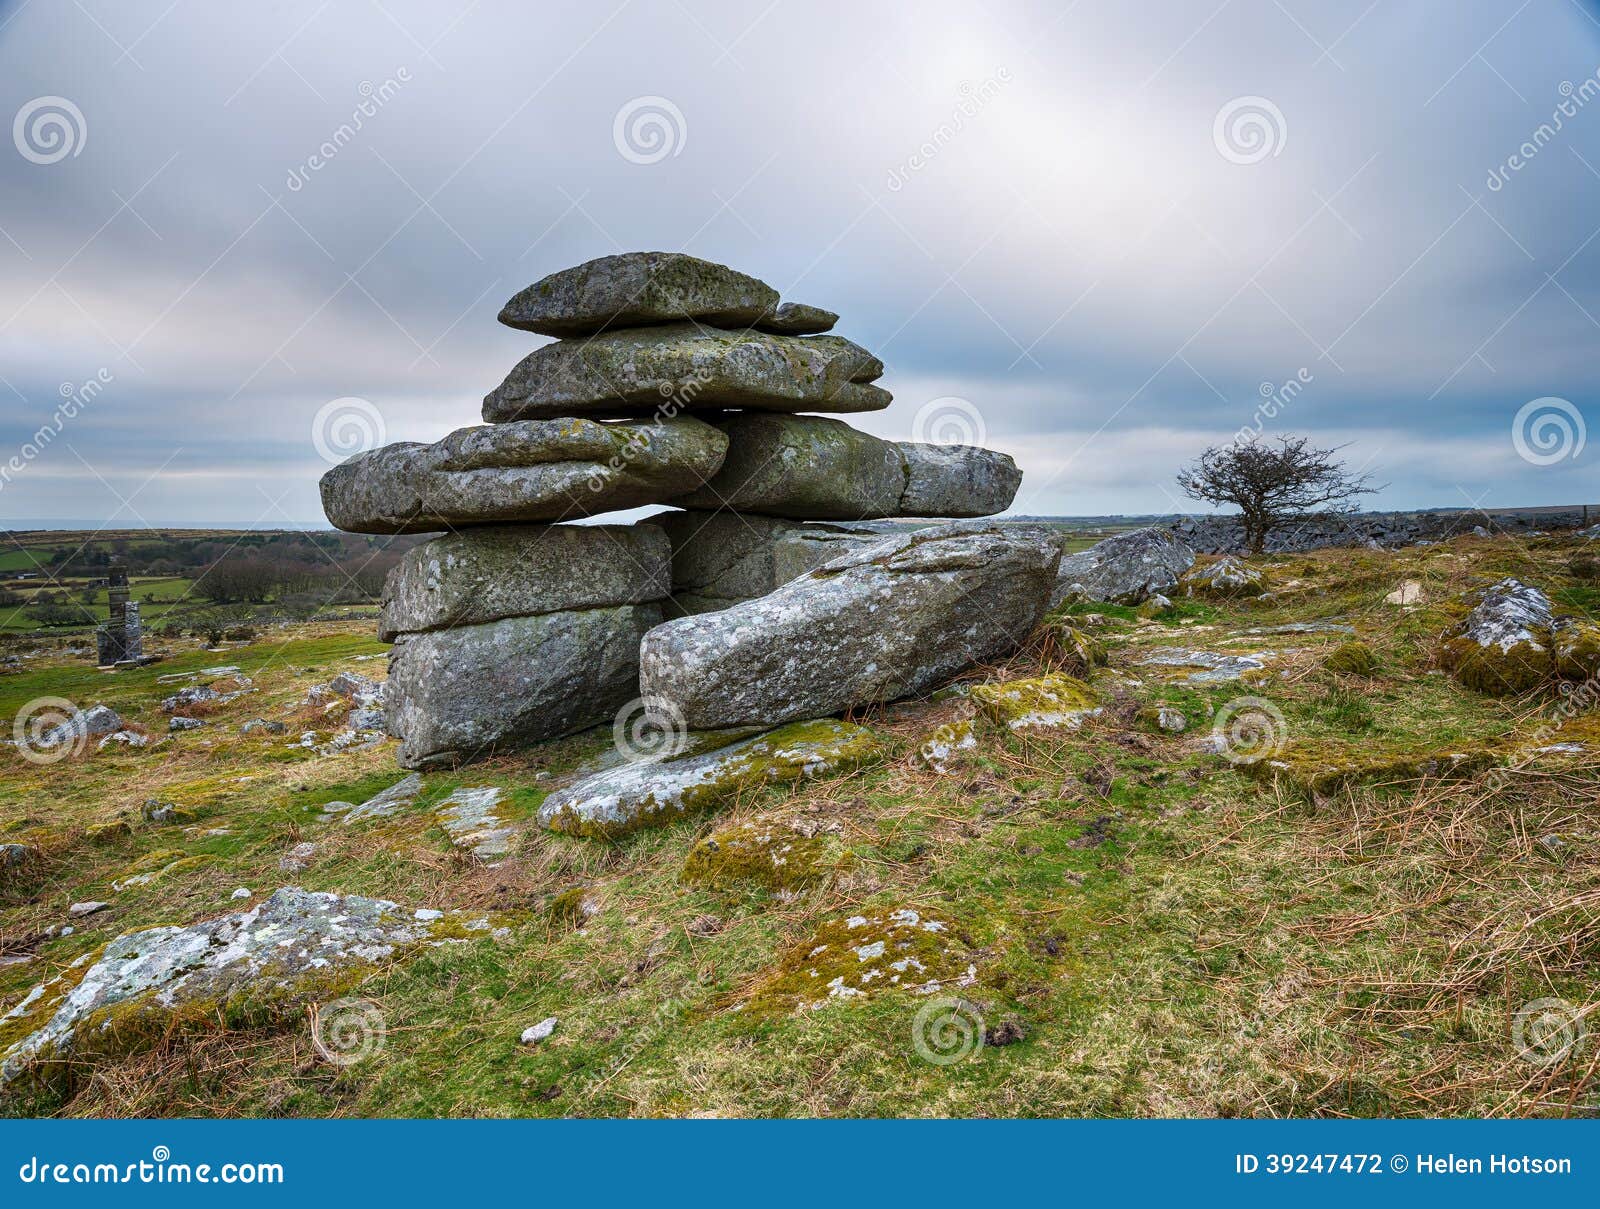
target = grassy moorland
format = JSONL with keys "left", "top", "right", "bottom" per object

{"left": 0, "top": 529, "right": 1596, "bottom": 1118}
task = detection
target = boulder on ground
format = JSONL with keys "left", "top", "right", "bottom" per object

{"left": 320, "top": 416, "right": 728, "bottom": 534}
{"left": 379, "top": 523, "right": 669, "bottom": 640}
{"left": 484, "top": 325, "right": 889, "bottom": 421}
{"left": 38, "top": 705, "right": 123, "bottom": 750}
{"left": 538, "top": 719, "right": 882, "bottom": 838}
{"left": 1439, "top": 579, "right": 1555, "bottom": 695}
{"left": 497, "top": 251, "right": 780, "bottom": 337}
{"left": 670, "top": 414, "right": 1020, "bottom": 520}
{"left": 639, "top": 523, "right": 1060, "bottom": 730}
{"left": 387, "top": 605, "right": 660, "bottom": 769}
{"left": 970, "top": 674, "right": 1100, "bottom": 730}
{"left": 1049, "top": 526, "right": 1194, "bottom": 607}
{"left": 1180, "top": 555, "right": 1267, "bottom": 598}
{"left": 0, "top": 887, "right": 502, "bottom": 1090}
{"left": 1553, "top": 617, "right": 1600, "bottom": 681}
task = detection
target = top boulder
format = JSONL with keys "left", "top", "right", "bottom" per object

{"left": 499, "top": 252, "right": 833, "bottom": 339}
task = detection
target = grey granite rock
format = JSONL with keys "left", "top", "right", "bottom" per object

{"left": 482, "top": 324, "right": 890, "bottom": 421}
{"left": 639, "top": 523, "right": 1061, "bottom": 729}
{"left": 1049, "top": 526, "right": 1196, "bottom": 607}
{"left": 0, "top": 887, "right": 502, "bottom": 1088}
{"left": 670, "top": 415, "right": 1020, "bottom": 520}
{"left": 497, "top": 252, "right": 780, "bottom": 337}
{"left": 320, "top": 416, "right": 728, "bottom": 535}
{"left": 755, "top": 301, "right": 838, "bottom": 335}
{"left": 379, "top": 522, "right": 670, "bottom": 640}
{"left": 386, "top": 605, "right": 660, "bottom": 769}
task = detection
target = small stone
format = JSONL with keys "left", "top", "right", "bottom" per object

{"left": 67, "top": 901, "right": 108, "bottom": 917}
{"left": 278, "top": 842, "right": 318, "bottom": 873}
{"left": 413, "top": 908, "right": 443, "bottom": 921}
{"left": 85, "top": 820, "right": 132, "bottom": 845}
{"left": 230, "top": 887, "right": 253, "bottom": 900}
{"left": 971, "top": 674, "right": 1100, "bottom": 731}
{"left": 240, "top": 719, "right": 287, "bottom": 736}
{"left": 169, "top": 716, "right": 206, "bottom": 732}
{"left": 520, "top": 1017, "right": 559, "bottom": 1045}
{"left": 1157, "top": 706, "right": 1187, "bottom": 732}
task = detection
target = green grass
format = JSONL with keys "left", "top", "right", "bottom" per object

{"left": 1, "top": 533, "right": 1597, "bottom": 1119}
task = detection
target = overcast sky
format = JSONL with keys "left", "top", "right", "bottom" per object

{"left": 1, "top": 0, "right": 1597, "bottom": 527}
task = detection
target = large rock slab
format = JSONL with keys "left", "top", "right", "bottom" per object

{"left": 0, "top": 888, "right": 501, "bottom": 1090}
{"left": 1439, "top": 578, "right": 1556, "bottom": 695}
{"left": 538, "top": 719, "right": 882, "bottom": 837}
{"left": 671, "top": 415, "right": 1021, "bottom": 520}
{"left": 497, "top": 252, "right": 780, "bottom": 337}
{"left": 1049, "top": 526, "right": 1195, "bottom": 607}
{"left": 387, "top": 605, "right": 660, "bottom": 769}
{"left": 483, "top": 324, "right": 890, "bottom": 421}
{"left": 652, "top": 509, "right": 876, "bottom": 616}
{"left": 320, "top": 416, "right": 727, "bottom": 535}
{"left": 639, "top": 523, "right": 1061, "bottom": 729}
{"left": 379, "top": 522, "right": 669, "bottom": 640}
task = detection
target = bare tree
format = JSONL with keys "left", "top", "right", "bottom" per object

{"left": 1177, "top": 436, "right": 1379, "bottom": 554}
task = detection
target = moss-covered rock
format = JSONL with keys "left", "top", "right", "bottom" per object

{"left": 1553, "top": 618, "right": 1600, "bottom": 680}
{"left": 539, "top": 719, "right": 884, "bottom": 838}
{"left": 1248, "top": 739, "right": 1502, "bottom": 796}
{"left": 738, "top": 907, "right": 977, "bottom": 1016}
{"left": 110, "top": 850, "right": 213, "bottom": 892}
{"left": 680, "top": 815, "right": 846, "bottom": 892}
{"left": 918, "top": 718, "right": 977, "bottom": 774}
{"left": 546, "top": 885, "right": 601, "bottom": 929}
{"left": 1324, "top": 639, "right": 1379, "bottom": 676}
{"left": 1180, "top": 555, "right": 1267, "bottom": 598}
{"left": 971, "top": 675, "right": 1099, "bottom": 731}
{"left": 1048, "top": 623, "right": 1108, "bottom": 676}
{"left": 85, "top": 820, "right": 132, "bottom": 845}
{"left": 1438, "top": 579, "right": 1555, "bottom": 695}
{"left": 0, "top": 887, "right": 505, "bottom": 1094}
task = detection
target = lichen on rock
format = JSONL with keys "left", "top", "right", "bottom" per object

{"left": 1438, "top": 579, "right": 1556, "bottom": 695}
{"left": 680, "top": 814, "right": 845, "bottom": 892}
{"left": 970, "top": 674, "right": 1100, "bottom": 730}
{"left": 737, "top": 907, "right": 978, "bottom": 1016}
{"left": 1180, "top": 555, "right": 1267, "bottom": 598}
{"left": 1247, "top": 739, "right": 1501, "bottom": 796}
{"left": 539, "top": 719, "right": 884, "bottom": 838}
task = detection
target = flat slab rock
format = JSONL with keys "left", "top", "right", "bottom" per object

{"left": 670, "top": 414, "right": 1021, "bottom": 520}
{"left": 387, "top": 605, "right": 659, "bottom": 769}
{"left": 484, "top": 324, "right": 889, "bottom": 421}
{"left": 435, "top": 787, "right": 516, "bottom": 859}
{"left": 498, "top": 252, "right": 836, "bottom": 338}
{"left": 379, "top": 522, "right": 669, "bottom": 640}
{"left": 0, "top": 887, "right": 502, "bottom": 1089}
{"left": 539, "top": 719, "right": 883, "bottom": 837}
{"left": 320, "top": 416, "right": 727, "bottom": 535}
{"left": 1050, "top": 526, "right": 1195, "bottom": 607}
{"left": 323, "top": 772, "right": 424, "bottom": 824}
{"left": 640, "top": 522, "right": 1061, "bottom": 730}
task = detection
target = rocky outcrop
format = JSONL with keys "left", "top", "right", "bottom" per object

{"left": 1439, "top": 579, "right": 1556, "bottom": 695}
{"left": 0, "top": 888, "right": 502, "bottom": 1090}
{"left": 639, "top": 523, "right": 1060, "bottom": 730}
{"left": 1049, "top": 526, "right": 1194, "bottom": 607}
{"left": 538, "top": 719, "right": 883, "bottom": 837}
{"left": 670, "top": 414, "right": 1021, "bottom": 519}
{"left": 1172, "top": 506, "right": 1593, "bottom": 554}
{"left": 1180, "top": 555, "right": 1267, "bottom": 598}
{"left": 387, "top": 605, "right": 660, "bottom": 769}
{"left": 484, "top": 325, "right": 890, "bottom": 421}
{"left": 496, "top": 251, "right": 781, "bottom": 336}
{"left": 378, "top": 522, "right": 669, "bottom": 640}
{"left": 320, "top": 416, "right": 727, "bottom": 534}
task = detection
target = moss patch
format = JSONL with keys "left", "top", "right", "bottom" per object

{"left": 970, "top": 674, "right": 1100, "bottom": 730}
{"left": 681, "top": 816, "right": 846, "bottom": 893}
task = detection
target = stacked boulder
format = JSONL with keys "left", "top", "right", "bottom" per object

{"left": 321, "top": 252, "right": 1029, "bottom": 770}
